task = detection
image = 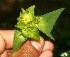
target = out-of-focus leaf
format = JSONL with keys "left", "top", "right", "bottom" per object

{"left": 37, "top": 8, "right": 65, "bottom": 40}
{"left": 60, "top": 50, "right": 70, "bottom": 57}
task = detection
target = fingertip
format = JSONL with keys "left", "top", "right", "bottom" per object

{"left": 43, "top": 41, "right": 54, "bottom": 52}
{"left": 39, "top": 50, "right": 53, "bottom": 57}
{"left": 0, "top": 35, "right": 5, "bottom": 54}
{"left": 1, "top": 50, "right": 8, "bottom": 57}
{"left": 0, "top": 30, "right": 15, "bottom": 49}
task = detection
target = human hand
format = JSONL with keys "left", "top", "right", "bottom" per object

{"left": 0, "top": 30, "right": 54, "bottom": 57}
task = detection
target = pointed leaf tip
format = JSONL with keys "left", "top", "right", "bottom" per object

{"left": 26, "top": 5, "right": 35, "bottom": 14}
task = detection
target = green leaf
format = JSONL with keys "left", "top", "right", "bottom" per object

{"left": 22, "top": 28, "right": 40, "bottom": 40}
{"left": 37, "top": 8, "right": 65, "bottom": 40}
{"left": 12, "top": 30, "right": 27, "bottom": 54}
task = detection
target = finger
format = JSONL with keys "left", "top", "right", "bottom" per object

{"left": 42, "top": 41, "right": 54, "bottom": 52}
{"left": 0, "top": 30, "right": 15, "bottom": 49}
{"left": 11, "top": 37, "right": 44, "bottom": 57}
{"left": 1, "top": 50, "right": 8, "bottom": 57}
{"left": 39, "top": 50, "right": 53, "bottom": 57}
{"left": 0, "top": 34, "right": 5, "bottom": 54}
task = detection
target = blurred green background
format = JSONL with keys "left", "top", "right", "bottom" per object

{"left": 0, "top": 0, "right": 70, "bottom": 57}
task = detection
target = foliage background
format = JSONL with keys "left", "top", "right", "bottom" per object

{"left": 0, "top": 0, "right": 70, "bottom": 57}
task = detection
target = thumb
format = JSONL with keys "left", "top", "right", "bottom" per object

{"left": 11, "top": 37, "right": 44, "bottom": 57}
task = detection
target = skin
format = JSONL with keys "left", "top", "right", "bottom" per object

{"left": 0, "top": 30, "right": 54, "bottom": 57}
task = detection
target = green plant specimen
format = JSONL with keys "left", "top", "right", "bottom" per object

{"left": 12, "top": 5, "right": 65, "bottom": 54}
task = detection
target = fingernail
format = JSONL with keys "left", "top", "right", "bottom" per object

{"left": 31, "top": 37, "right": 44, "bottom": 52}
